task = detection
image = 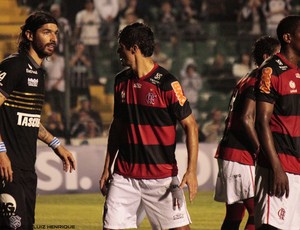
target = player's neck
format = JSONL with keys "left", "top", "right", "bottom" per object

{"left": 28, "top": 49, "right": 43, "bottom": 66}
{"left": 135, "top": 57, "right": 155, "bottom": 79}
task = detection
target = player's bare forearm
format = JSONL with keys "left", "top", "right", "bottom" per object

{"left": 241, "top": 98, "right": 260, "bottom": 155}
{"left": 180, "top": 114, "right": 199, "bottom": 202}
{"left": 256, "top": 101, "right": 289, "bottom": 198}
{"left": 38, "top": 123, "right": 54, "bottom": 144}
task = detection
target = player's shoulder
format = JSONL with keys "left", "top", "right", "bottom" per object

{"left": 0, "top": 53, "right": 28, "bottom": 71}
{"left": 149, "top": 65, "right": 178, "bottom": 89}
{"left": 260, "top": 54, "right": 292, "bottom": 77}
{"left": 115, "top": 67, "right": 131, "bottom": 81}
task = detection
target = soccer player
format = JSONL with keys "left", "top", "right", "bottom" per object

{"left": 99, "top": 22, "right": 199, "bottom": 230}
{"left": 255, "top": 15, "right": 300, "bottom": 230}
{"left": 214, "top": 36, "right": 280, "bottom": 230}
{"left": 0, "top": 11, "right": 76, "bottom": 229}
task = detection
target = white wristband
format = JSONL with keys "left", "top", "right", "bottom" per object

{"left": 0, "top": 142, "right": 7, "bottom": 152}
{"left": 48, "top": 137, "right": 61, "bottom": 150}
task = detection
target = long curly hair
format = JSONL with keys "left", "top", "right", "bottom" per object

{"left": 18, "top": 11, "right": 58, "bottom": 54}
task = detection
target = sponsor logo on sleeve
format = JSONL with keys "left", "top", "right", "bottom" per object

{"left": 171, "top": 81, "right": 186, "bottom": 106}
{"left": 259, "top": 67, "right": 272, "bottom": 94}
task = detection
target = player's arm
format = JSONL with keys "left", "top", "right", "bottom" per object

{"left": 99, "top": 117, "right": 121, "bottom": 196}
{"left": 256, "top": 101, "right": 289, "bottom": 198}
{"left": 241, "top": 98, "right": 260, "bottom": 158}
{"left": 0, "top": 92, "right": 13, "bottom": 182}
{"left": 38, "top": 123, "right": 76, "bottom": 173}
{"left": 178, "top": 114, "right": 199, "bottom": 202}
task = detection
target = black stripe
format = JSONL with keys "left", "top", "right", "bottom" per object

{"left": 273, "top": 133, "right": 300, "bottom": 158}
{"left": 119, "top": 144, "right": 176, "bottom": 164}
{"left": 120, "top": 103, "right": 176, "bottom": 126}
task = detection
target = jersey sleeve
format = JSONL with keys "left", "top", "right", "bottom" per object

{"left": 0, "top": 58, "right": 22, "bottom": 98}
{"left": 166, "top": 79, "right": 192, "bottom": 121}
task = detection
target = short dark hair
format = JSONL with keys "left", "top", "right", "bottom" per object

{"left": 252, "top": 36, "right": 280, "bottom": 66}
{"left": 18, "top": 11, "right": 58, "bottom": 53}
{"left": 277, "top": 15, "right": 300, "bottom": 47}
{"left": 118, "top": 22, "right": 155, "bottom": 57}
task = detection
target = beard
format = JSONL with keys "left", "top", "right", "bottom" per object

{"left": 32, "top": 39, "right": 56, "bottom": 59}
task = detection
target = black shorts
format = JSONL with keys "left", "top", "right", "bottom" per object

{"left": 0, "top": 168, "right": 37, "bottom": 230}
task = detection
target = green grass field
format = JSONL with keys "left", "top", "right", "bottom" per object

{"left": 35, "top": 191, "right": 247, "bottom": 230}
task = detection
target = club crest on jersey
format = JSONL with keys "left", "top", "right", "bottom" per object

{"left": 146, "top": 91, "right": 157, "bottom": 105}
{"left": 171, "top": 81, "right": 186, "bottom": 106}
{"left": 28, "top": 78, "right": 39, "bottom": 87}
{"left": 259, "top": 67, "right": 272, "bottom": 94}
{"left": 26, "top": 64, "right": 38, "bottom": 75}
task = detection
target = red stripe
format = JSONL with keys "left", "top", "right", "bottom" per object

{"left": 278, "top": 153, "right": 300, "bottom": 174}
{"left": 215, "top": 146, "right": 254, "bottom": 165}
{"left": 128, "top": 124, "right": 176, "bottom": 145}
{"left": 116, "top": 160, "right": 177, "bottom": 179}
{"left": 271, "top": 115, "right": 300, "bottom": 136}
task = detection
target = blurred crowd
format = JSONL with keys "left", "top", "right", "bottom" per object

{"left": 16, "top": 0, "right": 298, "bottom": 143}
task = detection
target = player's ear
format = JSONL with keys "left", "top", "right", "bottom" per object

{"left": 282, "top": 33, "right": 291, "bottom": 44}
{"left": 25, "top": 30, "right": 33, "bottom": 42}
{"left": 131, "top": 45, "right": 138, "bottom": 54}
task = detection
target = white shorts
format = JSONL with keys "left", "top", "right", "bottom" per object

{"left": 214, "top": 159, "right": 255, "bottom": 204}
{"left": 103, "top": 174, "right": 191, "bottom": 230}
{"left": 255, "top": 165, "right": 300, "bottom": 230}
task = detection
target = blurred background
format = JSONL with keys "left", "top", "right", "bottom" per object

{"left": 1, "top": 0, "right": 300, "bottom": 144}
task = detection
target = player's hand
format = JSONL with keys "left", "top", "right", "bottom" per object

{"left": 170, "top": 177, "right": 184, "bottom": 210}
{"left": 272, "top": 167, "right": 289, "bottom": 198}
{"left": 180, "top": 171, "right": 198, "bottom": 203}
{"left": 0, "top": 152, "right": 13, "bottom": 182}
{"left": 54, "top": 145, "right": 76, "bottom": 173}
{"left": 99, "top": 170, "right": 111, "bottom": 196}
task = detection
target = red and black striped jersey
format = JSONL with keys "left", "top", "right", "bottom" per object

{"left": 215, "top": 69, "right": 257, "bottom": 166}
{"left": 256, "top": 53, "right": 300, "bottom": 174}
{"left": 0, "top": 53, "right": 45, "bottom": 171}
{"left": 113, "top": 63, "right": 192, "bottom": 179}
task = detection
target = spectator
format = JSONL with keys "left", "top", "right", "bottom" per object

{"left": 202, "top": 53, "right": 234, "bottom": 92}
{"left": 50, "top": 3, "right": 72, "bottom": 54}
{"left": 155, "top": 1, "right": 178, "bottom": 42}
{"left": 176, "top": 0, "right": 204, "bottom": 41}
{"left": 43, "top": 49, "right": 65, "bottom": 113}
{"left": 45, "top": 111, "right": 65, "bottom": 137}
{"left": 202, "top": 108, "right": 225, "bottom": 143}
{"left": 94, "top": 0, "right": 119, "bottom": 46}
{"left": 70, "top": 110, "right": 102, "bottom": 141}
{"left": 69, "top": 41, "right": 92, "bottom": 110}
{"left": 74, "top": 0, "right": 101, "bottom": 83}
{"left": 71, "top": 97, "right": 103, "bottom": 134}
{"left": 262, "top": 0, "right": 291, "bottom": 36}
{"left": 152, "top": 42, "right": 173, "bottom": 71}
{"left": 180, "top": 60, "right": 203, "bottom": 120}
{"left": 237, "top": 0, "right": 265, "bottom": 36}
{"left": 232, "top": 52, "right": 252, "bottom": 81}
{"left": 201, "top": 0, "right": 226, "bottom": 22}
{"left": 118, "top": 1, "right": 144, "bottom": 32}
